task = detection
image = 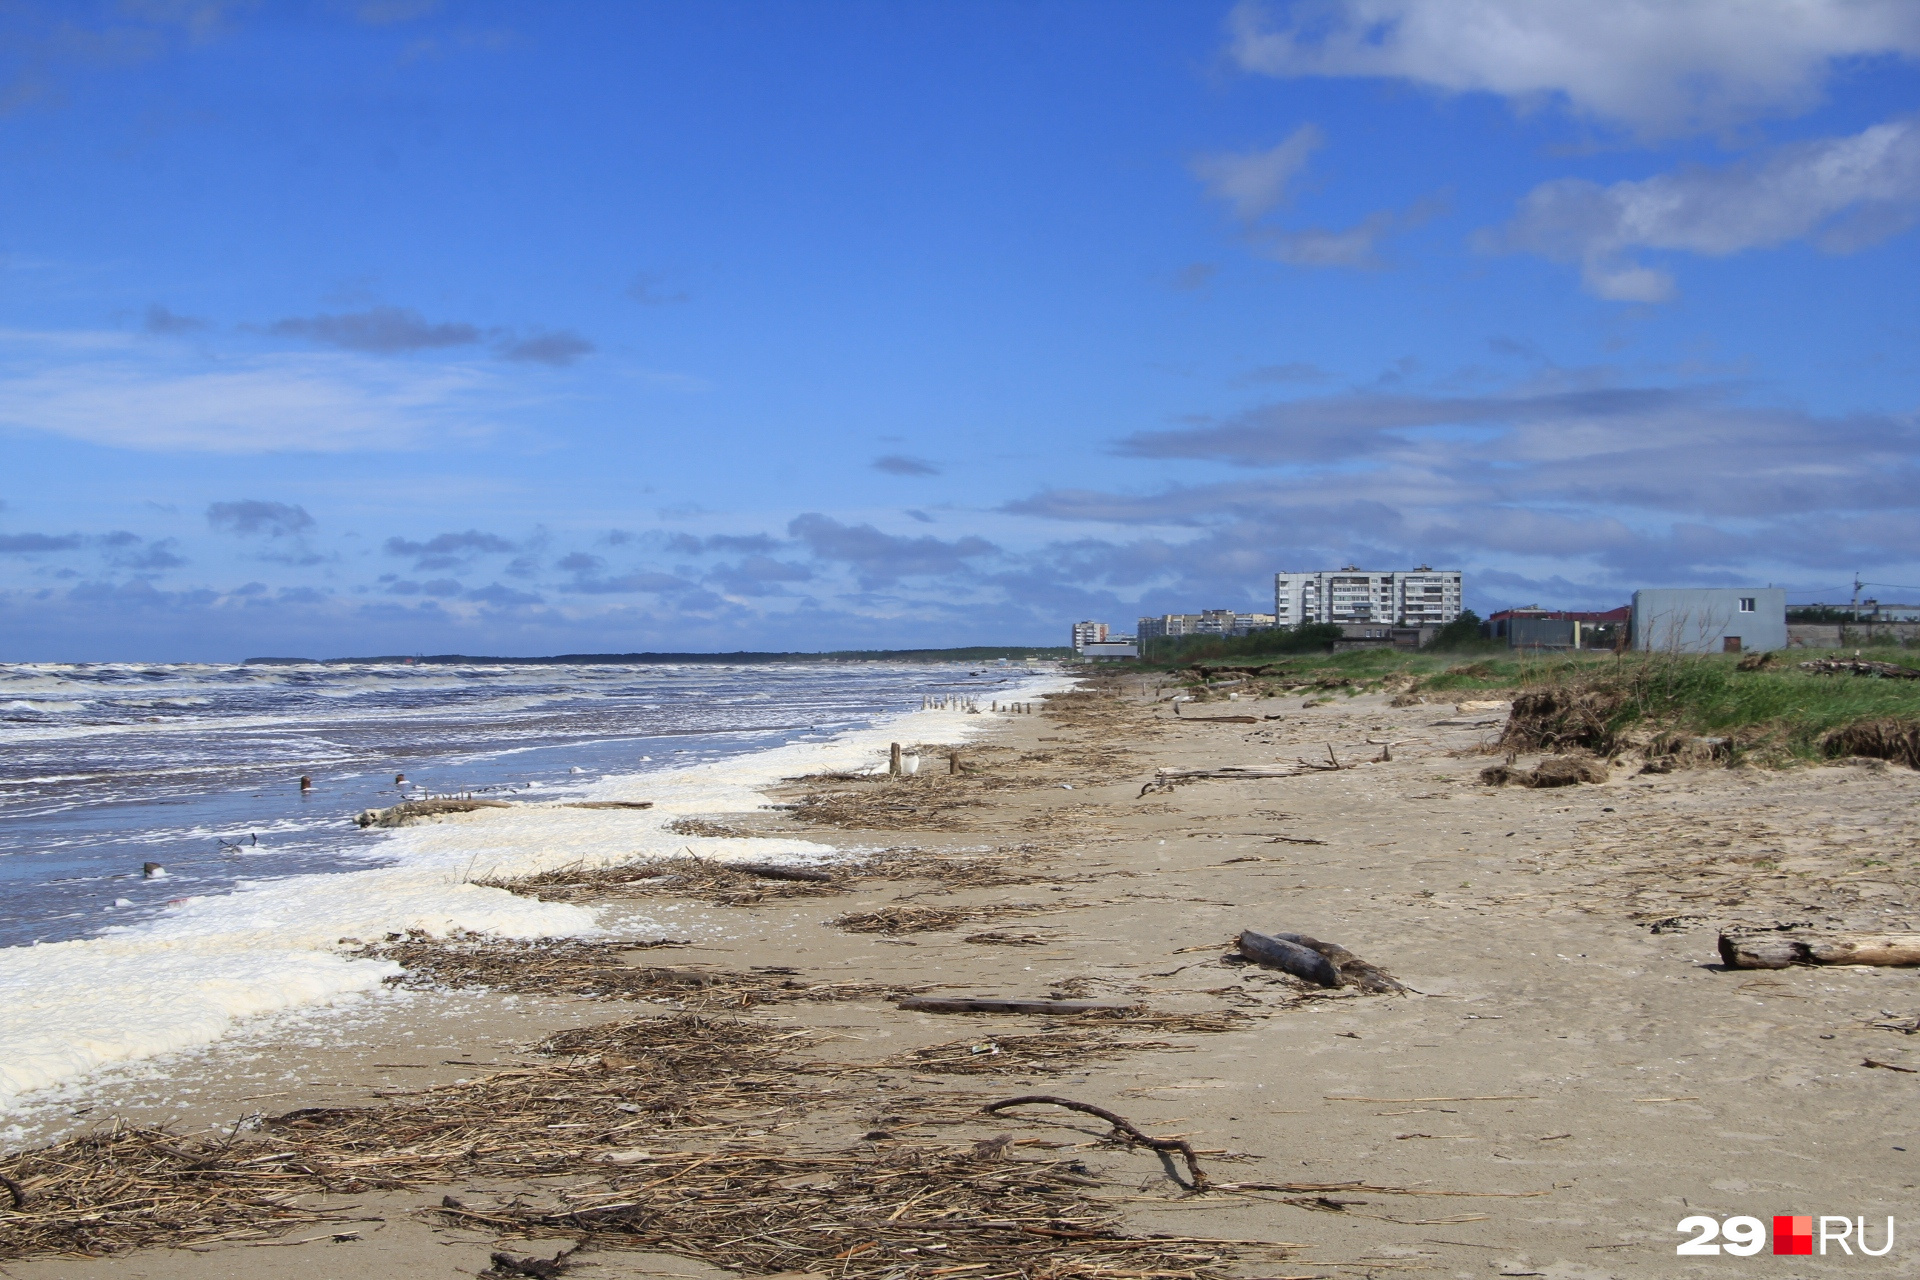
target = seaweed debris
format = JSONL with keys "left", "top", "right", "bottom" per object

{"left": 476, "top": 855, "right": 848, "bottom": 907}
{"left": 887, "top": 1009, "right": 1243, "bottom": 1075}
{"left": 829, "top": 902, "right": 1045, "bottom": 935}
{"left": 350, "top": 932, "right": 920, "bottom": 1007}
{"left": 0, "top": 1012, "right": 1286, "bottom": 1276}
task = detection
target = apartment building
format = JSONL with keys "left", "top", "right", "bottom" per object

{"left": 1070, "top": 620, "right": 1109, "bottom": 651}
{"left": 1136, "top": 609, "right": 1277, "bottom": 641}
{"left": 1273, "top": 566, "right": 1463, "bottom": 626}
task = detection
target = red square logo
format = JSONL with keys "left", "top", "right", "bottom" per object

{"left": 1774, "top": 1215, "right": 1813, "bottom": 1255}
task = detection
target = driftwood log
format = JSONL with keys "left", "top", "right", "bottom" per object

{"left": 1719, "top": 931, "right": 1920, "bottom": 969}
{"left": 1238, "top": 930, "right": 1407, "bottom": 993}
{"left": 1237, "top": 931, "right": 1338, "bottom": 985}
{"left": 1154, "top": 766, "right": 1305, "bottom": 781}
{"left": 730, "top": 863, "right": 835, "bottom": 883}
{"left": 562, "top": 800, "right": 654, "bottom": 810}
{"left": 895, "top": 996, "right": 1136, "bottom": 1015}
{"left": 1179, "top": 714, "right": 1260, "bottom": 724}
{"left": 355, "top": 798, "right": 511, "bottom": 828}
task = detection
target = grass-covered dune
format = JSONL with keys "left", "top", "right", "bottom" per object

{"left": 1161, "top": 646, "right": 1920, "bottom": 769}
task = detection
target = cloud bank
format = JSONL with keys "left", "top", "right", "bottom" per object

{"left": 1489, "top": 116, "right": 1920, "bottom": 300}
{"left": 1227, "top": 0, "right": 1920, "bottom": 138}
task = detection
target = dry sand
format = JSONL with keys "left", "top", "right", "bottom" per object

{"left": 6, "top": 672, "right": 1919, "bottom": 1279}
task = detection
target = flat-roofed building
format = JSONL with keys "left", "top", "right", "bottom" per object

{"left": 1275, "top": 567, "right": 1462, "bottom": 626}
{"left": 1631, "top": 588, "right": 1787, "bottom": 654}
{"left": 1071, "top": 620, "right": 1109, "bottom": 651}
{"left": 1137, "top": 609, "right": 1278, "bottom": 640}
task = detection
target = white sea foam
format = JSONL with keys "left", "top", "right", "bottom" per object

{"left": 0, "top": 673, "right": 1071, "bottom": 1115}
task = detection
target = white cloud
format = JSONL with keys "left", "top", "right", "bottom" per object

{"left": 1228, "top": 0, "right": 1920, "bottom": 138}
{"left": 1489, "top": 116, "right": 1920, "bottom": 299}
{"left": 1255, "top": 209, "right": 1395, "bottom": 268}
{"left": 1000, "top": 375, "right": 1920, "bottom": 588}
{"left": 1191, "top": 125, "right": 1324, "bottom": 220}
{"left": 0, "top": 339, "right": 496, "bottom": 452}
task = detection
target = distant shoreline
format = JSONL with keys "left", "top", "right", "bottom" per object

{"left": 242, "top": 646, "right": 1074, "bottom": 666}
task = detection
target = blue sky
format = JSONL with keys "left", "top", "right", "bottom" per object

{"left": 2, "top": 0, "right": 1917, "bottom": 660}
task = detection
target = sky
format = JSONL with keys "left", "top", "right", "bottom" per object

{"left": 2, "top": 0, "right": 1918, "bottom": 661}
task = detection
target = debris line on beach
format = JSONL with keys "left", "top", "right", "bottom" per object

{"left": 352, "top": 932, "right": 921, "bottom": 1006}
{"left": 1, "top": 1011, "right": 1290, "bottom": 1276}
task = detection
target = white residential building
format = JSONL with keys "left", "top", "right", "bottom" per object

{"left": 1136, "top": 609, "right": 1278, "bottom": 641}
{"left": 1274, "top": 567, "right": 1463, "bottom": 627}
{"left": 1071, "top": 620, "right": 1109, "bottom": 651}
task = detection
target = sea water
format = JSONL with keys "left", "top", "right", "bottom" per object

{"left": 0, "top": 660, "right": 1070, "bottom": 1113}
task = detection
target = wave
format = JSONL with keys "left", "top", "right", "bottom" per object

{"left": 0, "top": 672, "right": 1070, "bottom": 1114}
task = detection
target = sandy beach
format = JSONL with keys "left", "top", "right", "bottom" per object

{"left": 5, "top": 671, "right": 1917, "bottom": 1279}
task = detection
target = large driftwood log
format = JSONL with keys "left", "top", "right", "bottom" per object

{"left": 1178, "top": 714, "right": 1260, "bottom": 724}
{"left": 355, "top": 798, "right": 511, "bottom": 828}
{"left": 1237, "top": 930, "right": 1338, "bottom": 985}
{"left": 1153, "top": 765, "right": 1319, "bottom": 781}
{"left": 562, "top": 800, "right": 654, "bottom": 810}
{"left": 1238, "top": 930, "right": 1407, "bottom": 993}
{"left": 1719, "top": 931, "right": 1920, "bottom": 969}
{"left": 1275, "top": 931, "right": 1408, "bottom": 994}
{"left": 895, "top": 996, "right": 1135, "bottom": 1015}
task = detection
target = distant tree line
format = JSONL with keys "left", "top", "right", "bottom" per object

{"left": 1136, "top": 611, "right": 1489, "bottom": 664}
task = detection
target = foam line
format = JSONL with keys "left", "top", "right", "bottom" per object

{"left": 0, "top": 673, "right": 1070, "bottom": 1113}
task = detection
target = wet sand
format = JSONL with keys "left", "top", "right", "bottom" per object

{"left": 7, "top": 673, "right": 1919, "bottom": 1278}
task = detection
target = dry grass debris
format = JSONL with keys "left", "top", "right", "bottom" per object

{"left": 477, "top": 855, "right": 847, "bottom": 908}
{"left": 887, "top": 1009, "right": 1244, "bottom": 1075}
{"left": 829, "top": 902, "right": 1044, "bottom": 935}
{"left": 1480, "top": 755, "right": 1610, "bottom": 788}
{"left": 1499, "top": 686, "right": 1626, "bottom": 755}
{"left": 466, "top": 1142, "right": 1272, "bottom": 1277}
{"left": 662, "top": 816, "right": 752, "bottom": 838}
{"left": 351, "top": 932, "right": 919, "bottom": 1007}
{"left": 1, "top": 1010, "right": 1281, "bottom": 1277}
{"left": 891, "top": 1028, "right": 1166, "bottom": 1074}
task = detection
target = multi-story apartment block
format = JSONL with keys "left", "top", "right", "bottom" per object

{"left": 1136, "top": 609, "right": 1277, "bottom": 641}
{"left": 1274, "top": 567, "right": 1463, "bottom": 627}
{"left": 1071, "top": 620, "right": 1109, "bottom": 651}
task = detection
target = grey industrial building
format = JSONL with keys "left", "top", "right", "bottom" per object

{"left": 1630, "top": 587, "right": 1787, "bottom": 654}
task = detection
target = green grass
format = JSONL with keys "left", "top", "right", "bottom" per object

{"left": 1594, "top": 651, "right": 1920, "bottom": 760}
{"left": 1152, "top": 646, "right": 1920, "bottom": 764}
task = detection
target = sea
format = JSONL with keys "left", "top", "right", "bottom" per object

{"left": 0, "top": 659, "right": 1069, "bottom": 1117}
